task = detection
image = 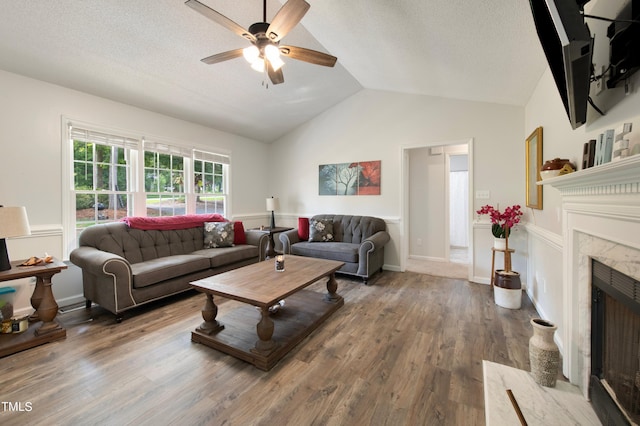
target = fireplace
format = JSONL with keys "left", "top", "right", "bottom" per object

{"left": 590, "top": 259, "right": 640, "bottom": 425}
{"left": 542, "top": 156, "right": 640, "bottom": 409}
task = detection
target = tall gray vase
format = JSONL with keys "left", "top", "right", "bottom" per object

{"left": 529, "top": 318, "right": 560, "bottom": 387}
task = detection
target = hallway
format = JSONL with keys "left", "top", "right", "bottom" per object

{"left": 406, "top": 247, "right": 469, "bottom": 280}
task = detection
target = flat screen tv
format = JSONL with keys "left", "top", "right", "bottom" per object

{"left": 529, "top": 0, "right": 594, "bottom": 129}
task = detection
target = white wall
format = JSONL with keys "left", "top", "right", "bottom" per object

{"left": 270, "top": 89, "right": 525, "bottom": 275}
{"left": 423, "top": 148, "right": 446, "bottom": 258}
{"left": 408, "top": 147, "right": 448, "bottom": 259}
{"left": 0, "top": 69, "right": 269, "bottom": 312}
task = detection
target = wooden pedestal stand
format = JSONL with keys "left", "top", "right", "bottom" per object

{"left": 0, "top": 259, "right": 67, "bottom": 357}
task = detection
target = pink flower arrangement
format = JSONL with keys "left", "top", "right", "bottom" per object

{"left": 476, "top": 204, "right": 523, "bottom": 239}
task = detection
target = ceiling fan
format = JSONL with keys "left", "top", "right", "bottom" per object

{"left": 185, "top": 0, "right": 337, "bottom": 85}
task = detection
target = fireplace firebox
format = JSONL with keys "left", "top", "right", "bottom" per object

{"left": 591, "top": 259, "right": 640, "bottom": 425}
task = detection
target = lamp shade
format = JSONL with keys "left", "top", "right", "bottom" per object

{"left": 0, "top": 206, "right": 31, "bottom": 238}
{"left": 266, "top": 197, "right": 279, "bottom": 212}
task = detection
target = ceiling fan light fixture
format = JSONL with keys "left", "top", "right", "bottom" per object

{"left": 250, "top": 59, "right": 265, "bottom": 72}
{"left": 242, "top": 45, "right": 260, "bottom": 63}
{"left": 264, "top": 44, "right": 285, "bottom": 71}
{"left": 270, "top": 56, "right": 285, "bottom": 71}
{"left": 264, "top": 44, "right": 280, "bottom": 62}
{"left": 187, "top": 0, "right": 336, "bottom": 85}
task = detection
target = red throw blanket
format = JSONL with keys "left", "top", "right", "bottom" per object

{"left": 122, "top": 214, "right": 226, "bottom": 230}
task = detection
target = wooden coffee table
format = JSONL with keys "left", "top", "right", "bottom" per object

{"left": 190, "top": 255, "right": 344, "bottom": 370}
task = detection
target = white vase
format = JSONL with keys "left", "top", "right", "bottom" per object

{"left": 493, "top": 237, "right": 506, "bottom": 250}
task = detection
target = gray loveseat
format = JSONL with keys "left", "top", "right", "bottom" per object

{"left": 279, "top": 214, "right": 390, "bottom": 284}
{"left": 70, "top": 221, "right": 268, "bottom": 321}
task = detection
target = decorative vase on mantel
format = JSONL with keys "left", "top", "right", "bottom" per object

{"left": 529, "top": 318, "right": 560, "bottom": 387}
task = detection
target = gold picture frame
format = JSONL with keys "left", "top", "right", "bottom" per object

{"left": 526, "top": 127, "right": 543, "bottom": 209}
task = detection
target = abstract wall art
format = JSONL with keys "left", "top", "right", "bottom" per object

{"left": 318, "top": 160, "right": 381, "bottom": 196}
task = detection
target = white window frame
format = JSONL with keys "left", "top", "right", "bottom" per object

{"left": 193, "top": 149, "right": 229, "bottom": 216}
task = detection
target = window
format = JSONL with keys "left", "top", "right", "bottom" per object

{"left": 193, "top": 150, "right": 228, "bottom": 215}
{"left": 143, "top": 150, "right": 186, "bottom": 217}
{"left": 63, "top": 120, "right": 230, "bottom": 256}
{"left": 70, "top": 128, "right": 136, "bottom": 242}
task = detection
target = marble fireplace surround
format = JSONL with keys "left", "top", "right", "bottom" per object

{"left": 543, "top": 156, "right": 640, "bottom": 399}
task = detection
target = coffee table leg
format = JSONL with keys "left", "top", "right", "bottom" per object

{"left": 196, "top": 293, "right": 224, "bottom": 335}
{"left": 325, "top": 272, "right": 340, "bottom": 303}
{"left": 252, "top": 307, "right": 276, "bottom": 355}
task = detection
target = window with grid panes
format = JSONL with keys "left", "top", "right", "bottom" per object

{"left": 71, "top": 128, "right": 135, "bottom": 242}
{"left": 194, "top": 150, "right": 228, "bottom": 215}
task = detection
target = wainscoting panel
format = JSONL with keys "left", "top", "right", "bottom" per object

{"left": 525, "top": 223, "right": 564, "bottom": 355}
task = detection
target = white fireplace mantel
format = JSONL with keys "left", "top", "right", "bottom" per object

{"left": 538, "top": 154, "right": 640, "bottom": 397}
{"left": 538, "top": 154, "right": 640, "bottom": 197}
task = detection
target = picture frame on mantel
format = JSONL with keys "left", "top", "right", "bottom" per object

{"left": 526, "top": 127, "right": 543, "bottom": 209}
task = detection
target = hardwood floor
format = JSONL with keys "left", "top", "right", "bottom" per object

{"left": 0, "top": 271, "right": 539, "bottom": 425}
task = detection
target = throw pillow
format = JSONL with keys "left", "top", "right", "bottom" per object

{"left": 233, "top": 221, "right": 246, "bottom": 245}
{"left": 309, "top": 218, "right": 334, "bottom": 242}
{"left": 298, "top": 217, "right": 310, "bottom": 241}
{"left": 204, "top": 221, "right": 235, "bottom": 248}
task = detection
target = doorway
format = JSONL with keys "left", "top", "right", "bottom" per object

{"left": 449, "top": 153, "right": 469, "bottom": 264}
{"left": 402, "top": 139, "right": 473, "bottom": 280}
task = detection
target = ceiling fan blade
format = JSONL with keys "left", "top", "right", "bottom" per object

{"left": 266, "top": 0, "right": 310, "bottom": 42}
{"left": 266, "top": 60, "right": 285, "bottom": 85}
{"left": 279, "top": 46, "right": 337, "bottom": 67}
{"left": 201, "top": 48, "right": 245, "bottom": 65}
{"left": 185, "top": 0, "right": 256, "bottom": 42}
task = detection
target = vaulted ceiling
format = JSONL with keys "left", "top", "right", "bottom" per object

{"left": 0, "top": 0, "right": 546, "bottom": 142}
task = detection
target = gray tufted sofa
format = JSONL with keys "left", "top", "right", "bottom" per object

{"left": 279, "top": 214, "right": 390, "bottom": 284}
{"left": 70, "top": 222, "right": 268, "bottom": 321}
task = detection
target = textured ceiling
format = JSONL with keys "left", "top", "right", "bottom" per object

{"left": 0, "top": 0, "right": 547, "bottom": 142}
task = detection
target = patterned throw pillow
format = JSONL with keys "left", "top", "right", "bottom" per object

{"left": 309, "top": 219, "right": 334, "bottom": 242}
{"left": 204, "top": 221, "right": 235, "bottom": 248}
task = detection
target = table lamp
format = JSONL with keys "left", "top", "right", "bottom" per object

{"left": 0, "top": 206, "right": 31, "bottom": 271}
{"left": 266, "top": 196, "right": 279, "bottom": 229}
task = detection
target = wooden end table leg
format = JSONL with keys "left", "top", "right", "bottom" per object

{"left": 34, "top": 272, "right": 63, "bottom": 336}
{"left": 196, "top": 293, "right": 224, "bottom": 335}
{"left": 325, "top": 273, "right": 341, "bottom": 303}
{"left": 252, "top": 307, "right": 276, "bottom": 355}
{"left": 265, "top": 233, "right": 276, "bottom": 259}
{"left": 29, "top": 274, "right": 45, "bottom": 321}
{"left": 491, "top": 250, "right": 496, "bottom": 287}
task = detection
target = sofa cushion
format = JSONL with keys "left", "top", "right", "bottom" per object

{"left": 204, "top": 222, "right": 234, "bottom": 248}
{"left": 130, "top": 255, "right": 211, "bottom": 288}
{"left": 291, "top": 241, "right": 359, "bottom": 263}
{"left": 192, "top": 245, "right": 259, "bottom": 268}
{"left": 309, "top": 218, "right": 334, "bottom": 242}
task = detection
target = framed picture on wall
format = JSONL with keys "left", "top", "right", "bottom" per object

{"left": 318, "top": 160, "right": 381, "bottom": 196}
{"left": 526, "top": 127, "right": 543, "bottom": 209}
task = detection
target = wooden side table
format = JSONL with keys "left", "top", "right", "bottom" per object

{"left": 491, "top": 247, "right": 515, "bottom": 287}
{"left": 249, "top": 227, "right": 293, "bottom": 259}
{"left": 0, "top": 258, "right": 67, "bottom": 357}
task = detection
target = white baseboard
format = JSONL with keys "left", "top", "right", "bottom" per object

{"left": 383, "top": 264, "right": 401, "bottom": 272}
